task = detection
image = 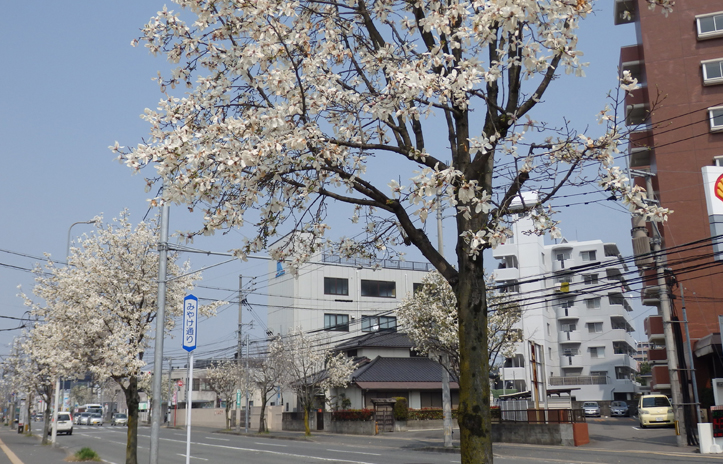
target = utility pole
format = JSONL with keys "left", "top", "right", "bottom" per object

{"left": 166, "top": 359, "right": 173, "bottom": 424}
{"left": 245, "top": 333, "right": 250, "bottom": 433}
{"left": 637, "top": 173, "right": 686, "bottom": 446}
{"left": 150, "top": 199, "right": 170, "bottom": 464}
{"left": 437, "top": 193, "right": 453, "bottom": 448}
{"left": 237, "top": 275, "right": 243, "bottom": 433}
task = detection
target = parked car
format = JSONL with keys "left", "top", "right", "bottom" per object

{"left": 610, "top": 401, "right": 629, "bottom": 417}
{"left": 49, "top": 412, "right": 73, "bottom": 435}
{"left": 88, "top": 413, "right": 103, "bottom": 426}
{"left": 638, "top": 394, "right": 673, "bottom": 428}
{"left": 582, "top": 401, "right": 601, "bottom": 417}
{"left": 111, "top": 413, "right": 128, "bottom": 426}
{"left": 78, "top": 412, "right": 93, "bottom": 425}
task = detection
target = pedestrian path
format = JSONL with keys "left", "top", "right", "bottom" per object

{"left": 0, "top": 426, "right": 69, "bottom": 464}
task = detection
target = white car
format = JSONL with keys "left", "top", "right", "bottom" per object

{"left": 49, "top": 412, "right": 73, "bottom": 435}
{"left": 88, "top": 413, "right": 103, "bottom": 426}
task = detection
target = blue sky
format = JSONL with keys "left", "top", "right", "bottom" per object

{"left": 0, "top": 2, "right": 650, "bottom": 366}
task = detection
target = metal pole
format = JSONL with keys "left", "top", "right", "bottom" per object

{"left": 237, "top": 275, "right": 243, "bottom": 433}
{"left": 436, "top": 193, "right": 453, "bottom": 448}
{"left": 245, "top": 334, "right": 249, "bottom": 433}
{"left": 644, "top": 175, "right": 686, "bottom": 446}
{"left": 150, "top": 201, "right": 170, "bottom": 464}
{"left": 679, "top": 286, "right": 702, "bottom": 424}
{"left": 186, "top": 351, "right": 193, "bottom": 464}
{"left": 166, "top": 359, "right": 173, "bottom": 424}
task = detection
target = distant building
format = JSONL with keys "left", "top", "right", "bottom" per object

{"left": 495, "top": 194, "right": 638, "bottom": 402}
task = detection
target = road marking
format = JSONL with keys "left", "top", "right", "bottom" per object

{"left": 326, "top": 449, "right": 381, "bottom": 456}
{"left": 205, "top": 437, "right": 230, "bottom": 441}
{"left": 177, "top": 454, "right": 208, "bottom": 461}
{"left": 255, "top": 442, "right": 287, "bottom": 447}
{"left": 159, "top": 437, "right": 376, "bottom": 464}
{"left": 0, "top": 437, "right": 24, "bottom": 464}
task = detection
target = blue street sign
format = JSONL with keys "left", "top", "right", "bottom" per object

{"left": 182, "top": 294, "right": 198, "bottom": 352}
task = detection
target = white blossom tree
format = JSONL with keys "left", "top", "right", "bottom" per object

{"left": 20, "top": 211, "right": 218, "bottom": 464}
{"left": 270, "top": 329, "right": 354, "bottom": 436}
{"left": 397, "top": 270, "right": 521, "bottom": 379}
{"left": 250, "top": 346, "right": 286, "bottom": 433}
{"left": 116, "top": 1, "right": 675, "bottom": 461}
{"left": 204, "top": 359, "right": 244, "bottom": 430}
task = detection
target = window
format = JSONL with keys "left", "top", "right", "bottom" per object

{"left": 709, "top": 107, "right": 723, "bottom": 132}
{"left": 361, "top": 279, "right": 396, "bottom": 298}
{"left": 562, "top": 348, "right": 579, "bottom": 356}
{"left": 549, "top": 347, "right": 552, "bottom": 360}
{"left": 547, "top": 323, "right": 551, "bottom": 336}
{"left": 715, "top": 156, "right": 723, "bottom": 167}
{"left": 580, "top": 250, "right": 597, "bottom": 261}
{"left": 324, "top": 313, "right": 349, "bottom": 331}
{"left": 697, "top": 11, "right": 723, "bottom": 40}
{"left": 498, "top": 280, "right": 519, "bottom": 293}
{"left": 361, "top": 315, "right": 397, "bottom": 332}
{"left": 589, "top": 346, "right": 605, "bottom": 359}
{"left": 583, "top": 274, "right": 598, "bottom": 285}
{"left": 555, "top": 250, "right": 571, "bottom": 261}
{"left": 561, "top": 323, "right": 576, "bottom": 333}
{"left": 590, "top": 370, "right": 607, "bottom": 377}
{"left": 324, "top": 277, "right": 349, "bottom": 295}
{"left": 555, "top": 275, "right": 573, "bottom": 284}
{"left": 587, "top": 322, "right": 603, "bottom": 333}
{"left": 703, "top": 59, "right": 723, "bottom": 86}
{"left": 585, "top": 298, "right": 601, "bottom": 309}
{"left": 413, "top": 283, "right": 424, "bottom": 294}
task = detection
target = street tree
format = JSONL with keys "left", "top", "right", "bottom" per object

{"left": 250, "top": 346, "right": 286, "bottom": 433}
{"left": 270, "top": 329, "right": 354, "bottom": 436}
{"left": 204, "top": 359, "right": 244, "bottom": 430}
{"left": 397, "top": 270, "right": 521, "bottom": 378}
{"left": 20, "top": 211, "right": 218, "bottom": 464}
{"left": 116, "top": 1, "right": 675, "bottom": 461}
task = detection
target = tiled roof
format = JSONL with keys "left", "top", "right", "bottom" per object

{"left": 334, "top": 331, "right": 414, "bottom": 351}
{"left": 352, "top": 356, "right": 453, "bottom": 383}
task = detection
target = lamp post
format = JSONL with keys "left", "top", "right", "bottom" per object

{"left": 52, "top": 220, "right": 96, "bottom": 445}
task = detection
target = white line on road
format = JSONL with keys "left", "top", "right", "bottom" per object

{"left": 177, "top": 454, "right": 208, "bottom": 461}
{"left": 159, "top": 437, "right": 377, "bottom": 464}
{"left": 205, "top": 437, "right": 230, "bottom": 441}
{"left": 326, "top": 449, "right": 381, "bottom": 456}
{"left": 255, "top": 442, "right": 287, "bottom": 447}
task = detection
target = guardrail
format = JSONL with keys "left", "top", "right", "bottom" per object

{"left": 498, "top": 408, "right": 586, "bottom": 424}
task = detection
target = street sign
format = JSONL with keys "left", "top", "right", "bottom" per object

{"left": 182, "top": 294, "right": 198, "bottom": 352}
{"left": 236, "top": 389, "right": 241, "bottom": 408}
{"left": 177, "top": 380, "right": 183, "bottom": 387}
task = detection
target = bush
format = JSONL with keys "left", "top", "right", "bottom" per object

{"left": 331, "top": 409, "right": 374, "bottom": 421}
{"left": 393, "top": 397, "right": 408, "bottom": 421}
{"left": 73, "top": 447, "right": 101, "bottom": 462}
{"left": 407, "top": 408, "right": 459, "bottom": 421}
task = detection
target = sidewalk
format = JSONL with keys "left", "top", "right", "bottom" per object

{"left": 0, "top": 426, "right": 70, "bottom": 464}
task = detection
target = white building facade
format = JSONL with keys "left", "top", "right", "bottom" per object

{"left": 495, "top": 207, "right": 638, "bottom": 403}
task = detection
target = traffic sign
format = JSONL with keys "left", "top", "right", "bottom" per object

{"left": 236, "top": 389, "right": 241, "bottom": 408}
{"left": 182, "top": 294, "right": 198, "bottom": 352}
{"left": 177, "top": 380, "right": 183, "bottom": 387}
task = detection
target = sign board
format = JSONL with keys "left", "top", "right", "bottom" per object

{"left": 177, "top": 379, "right": 184, "bottom": 387}
{"left": 183, "top": 294, "right": 198, "bottom": 352}
{"left": 713, "top": 406, "right": 723, "bottom": 438}
{"left": 236, "top": 389, "right": 241, "bottom": 408}
{"left": 702, "top": 167, "right": 723, "bottom": 216}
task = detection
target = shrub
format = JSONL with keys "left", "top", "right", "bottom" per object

{"left": 407, "top": 408, "right": 459, "bottom": 421}
{"left": 331, "top": 409, "right": 374, "bottom": 421}
{"left": 73, "top": 447, "right": 101, "bottom": 462}
{"left": 393, "top": 397, "right": 408, "bottom": 421}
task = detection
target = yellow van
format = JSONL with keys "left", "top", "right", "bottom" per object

{"left": 638, "top": 394, "right": 673, "bottom": 428}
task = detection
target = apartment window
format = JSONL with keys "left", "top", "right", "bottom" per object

{"left": 709, "top": 107, "right": 723, "bottom": 132}
{"left": 590, "top": 370, "right": 607, "bottom": 378}
{"left": 498, "top": 280, "right": 519, "bottom": 293}
{"left": 555, "top": 250, "right": 571, "bottom": 261}
{"left": 697, "top": 11, "right": 723, "bottom": 40}
{"left": 324, "top": 313, "right": 349, "bottom": 332}
{"left": 580, "top": 250, "right": 597, "bottom": 262}
{"left": 324, "top": 277, "right": 349, "bottom": 296}
{"left": 547, "top": 323, "right": 551, "bottom": 336}
{"left": 549, "top": 347, "right": 552, "bottom": 360}
{"left": 589, "top": 346, "right": 605, "bottom": 359}
{"left": 562, "top": 348, "right": 579, "bottom": 356}
{"left": 561, "top": 323, "right": 576, "bottom": 333}
{"left": 555, "top": 275, "right": 573, "bottom": 284}
{"left": 585, "top": 298, "right": 601, "bottom": 309}
{"left": 361, "top": 315, "right": 397, "bottom": 332}
{"left": 361, "top": 279, "right": 396, "bottom": 298}
{"left": 559, "top": 299, "right": 574, "bottom": 309}
{"left": 703, "top": 59, "right": 723, "bottom": 86}
{"left": 583, "top": 274, "right": 598, "bottom": 285}
{"left": 715, "top": 156, "right": 723, "bottom": 167}
{"left": 587, "top": 322, "right": 603, "bottom": 333}
{"left": 413, "top": 283, "right": 424, "bottom": 294}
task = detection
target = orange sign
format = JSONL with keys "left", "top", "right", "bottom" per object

{"left": 716, "top": 174, "right": 723, "bottom": 203}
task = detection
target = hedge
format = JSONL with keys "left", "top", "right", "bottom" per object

{"left": 331, "top": 409, "right": 374, "bottom": 421}
{"left": 407, "top": 408, "right": 459, "bottom": 421}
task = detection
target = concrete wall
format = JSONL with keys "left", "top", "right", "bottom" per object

{"left": 172, "top": 405, "right": 283, "bottom": 431}
{"left": 491, "top": 423, "right": 579, "bottom": 447}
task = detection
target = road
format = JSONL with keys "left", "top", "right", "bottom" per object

{"left": 6, "top": 418, "right": 721, "bottom": 464}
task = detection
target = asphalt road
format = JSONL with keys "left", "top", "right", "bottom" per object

{"left": 2, "top": 418, "right": 719, "bottom": 464}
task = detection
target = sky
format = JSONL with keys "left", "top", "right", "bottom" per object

{"left": 0, "top": 2, "right": 651, "bottom": 369}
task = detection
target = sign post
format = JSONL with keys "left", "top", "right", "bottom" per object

{"left": 182, "top": 294, "right": 198, "bottom": 464}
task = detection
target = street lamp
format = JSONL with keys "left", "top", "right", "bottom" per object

{"left": 52, "top": 220, "right": 96, "bottom": 445}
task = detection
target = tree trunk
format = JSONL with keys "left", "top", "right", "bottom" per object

{"left": 258, "top": 396, "right": 268, "bottom": 433}
{"left": 122, "top": 375, "right": 140, "bottom": 464}
{"left": 225, "top": 402, "right": 230, "bottom": 430}
{"left": 25, "top": 393, "right": 32, "bottom": 434}
{"left": 42, "top": 407, "right": 51, "bottom": 444}
{"left": 455, "top": 256, "right": 492, "bottom": 464}
{"left": 303, "top": 408, "right": 310, "bottom": 436}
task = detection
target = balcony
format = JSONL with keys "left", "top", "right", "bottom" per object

{"left": 560, "top": 355, "right": 583, "bottom": 368}
{"left": 494, "top": 267, "right": 519, "bottom": 281}
{"left": 558, "top": 331, "right": 582, "bottom": 344}
{"left": 651, "top": 365, "right": 671, "bottom": 391}
{"left": 549, "top": 375, "right": 607, "bottom": 386}
{"left": 644, "top": 315, "right": 665, "bottom": 343}
{"left": 642, "top": 282, "right": 661, "bottom": 306}
{"left": 501, "top": 367, "right": 525, "bottom": 382}
{"left": 556, "top": 306, "right": 579, "bottom": 320}
{"left": 612, "top": 330, "right": 636, "bottom": 349}
{"left": 648, "top": 348, "right": 667, "bottom": 363}
{"left": 614, "top": 1, "right": 636, "bottom": 26}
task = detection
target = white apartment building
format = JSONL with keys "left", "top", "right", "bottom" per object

{"left": 495, "top": 199, "right": 638, "bottom": 403}
{"left": 266, "top": 237, "right": 434, "bottom": 340}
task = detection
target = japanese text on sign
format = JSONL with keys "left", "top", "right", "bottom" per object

{"left": 182, "top": 294, "right": 198, "bottom": 352}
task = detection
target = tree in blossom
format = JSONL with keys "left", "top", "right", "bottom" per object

{"left": 250, "top": 345, "right": 286, "bottom": 433}
{"left": 116, "top": 1, "right": 675, "bottom": 461}
{"left": 204, "top": 359, "right": 244, "bottom": 430}
{"left": 270, "top": 329, "right": 354, "bottom": 436}
{"left": 397, "top": 270, "right": 521, "bottom": 378}
{"left": 20, "top": 211, "right": 218, "bottom": 464}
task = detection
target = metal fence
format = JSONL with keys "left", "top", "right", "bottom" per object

{"left": 322, "top": 253, "right": 434, "bottom": 271}
{"left": 549, "top": 375, "right": 607, "bottom": 386}
{"left": 500, "top": 408, "right": 586, "bottom": 424}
